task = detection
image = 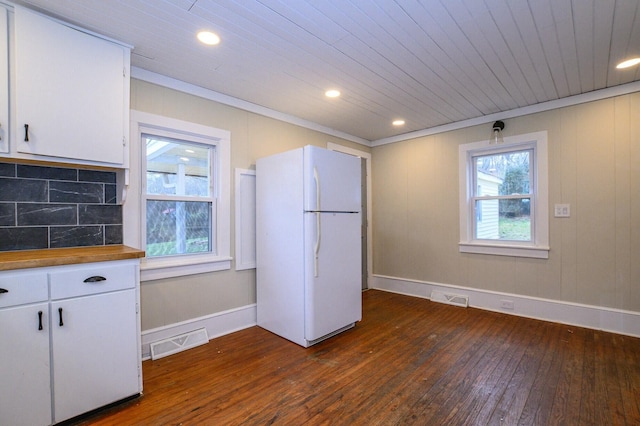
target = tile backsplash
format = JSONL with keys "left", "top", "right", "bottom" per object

{"left": 0, "top": 162, "right": 122, "bottom": 251}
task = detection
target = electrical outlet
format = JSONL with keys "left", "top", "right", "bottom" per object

{"left": 554, "top": 204, "right": 570, "bottom": 218}
{"left": 500, "top": 299, "right": 514, "bottom": 310}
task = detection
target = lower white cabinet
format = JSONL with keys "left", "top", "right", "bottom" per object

{"left": 0, "top": 301, "right": 51, "bottom": 426}
{"left": 0, "top": 260, "right": 141, "bottom": 426}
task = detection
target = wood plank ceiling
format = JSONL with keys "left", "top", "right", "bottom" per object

{"left": 13, "top": 0, "right": 640, "bottom": 143}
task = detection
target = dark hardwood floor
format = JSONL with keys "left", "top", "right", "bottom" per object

{"left": 77, "top": 290, "right": 640, "bottom": 425}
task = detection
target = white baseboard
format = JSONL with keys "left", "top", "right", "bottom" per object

{"left": 141, "top": 304, "right": 257, "bottom": 360}
{"left": 371, "top": 275, "right": 640, "bottom": 339}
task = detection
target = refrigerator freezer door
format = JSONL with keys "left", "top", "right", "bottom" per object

{"left": 303, "top": 146, "right": 361, "bottom": 212}
{"left": 304, "top": 211, "right": 362, "bottom": 341}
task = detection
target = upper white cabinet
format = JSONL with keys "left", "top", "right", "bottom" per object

{"left": 0, "top": 5, "right": 8, "bottom": 154}
{"left": 12, "top": 6, "right": 130, "bottom": 166}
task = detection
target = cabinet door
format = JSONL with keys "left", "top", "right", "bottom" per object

{"left": 0, "top": 303, "right": 51, "bottom": 426}
{"left": 51, "top": 289, "right": 139, "bottom": 423}
{"left": 14, "top": 6, "right": 127, "bottom": 165}
{"left": 0, "top": 5, "right": 8, "bottom": 153}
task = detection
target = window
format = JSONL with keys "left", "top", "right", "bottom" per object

{"left": 459, "top": 131, "right": 549, "bottom": 259}
{"left": 127, "top": 111, "right": 231, "bottom": 281}
{"left": 144, "top": 135, "right": 214, "bottom": 257}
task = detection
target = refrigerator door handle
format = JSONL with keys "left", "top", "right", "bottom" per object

{"left": 313, "top": 166, "right": 321, "bottom": 210}
{"left": 314, "top": 211, "right": 321, "bottom": 277}
{"left": 313, "top": 166, "right": 322, "bottom": 277}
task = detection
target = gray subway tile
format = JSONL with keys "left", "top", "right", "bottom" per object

{"left": 0, "top": 162, "right": 16, "bottom": 177}
{"left": 79, "top": 204, "right": 122, "bottom": 225}
{"left": 0, "top": 178, "right": 48, "bottom": 202}
{"left": 79, "top": 169, "right": 116, "bottom": 184}
{"left": 0, "top": 203, "right": 15, "bottom": 226}
{"left": 105, "top": 225, "right": 123, "bottom": 245}
{"left": 0, "top": 227, "right": 48, "bottom": 251}
{"left": 105, "top": 184, "right": 117, "bottom": 204}
{"left": 50, "top": 226, "right": 103, "bottom": 248}
{"left": 17, "top": 203, "right": 77, "bottom": 226}
{"left": 49, "top": 181, "right": 104, "bottom": 203}
{"left": 17, "top": 164, "right": 77, "bottom": 181}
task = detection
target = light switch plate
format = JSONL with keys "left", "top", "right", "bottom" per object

{"left": 554, "top": 204, "right": 570, "bottom": 217}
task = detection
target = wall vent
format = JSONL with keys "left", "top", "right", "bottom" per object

{"left": 150, "top": 327, "right": 209, "bottom": 360}
{"left": 430, "top": 290, "right": 469, "bottom": 308}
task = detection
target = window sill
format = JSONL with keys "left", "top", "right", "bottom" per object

{"left": 459, "top": 242, "right": 549, "bottom": 259}
{"left": 140, "top": 254, "right": 232, "bottom": 281}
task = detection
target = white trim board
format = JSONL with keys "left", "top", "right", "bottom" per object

{"left": 371, "top": 275, "right": 640, "bottom": 339}
{"left": 141, "top": 304, "right": 257, "bottom": 360}
{"left": 235, "top": 168, "right": 256, "bottom": 271}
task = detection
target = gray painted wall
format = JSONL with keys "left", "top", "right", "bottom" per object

{"left": 372, "top": 92, "right": 640, "bottom": 313}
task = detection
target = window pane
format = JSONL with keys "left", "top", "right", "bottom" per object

{"left": 145, "top": 135, "right": 210, "bottom": 197}
{"left": 475, "top": 198, "right": 531, "bottom": 241}
{"left": 475, "top": 150, "right": 531, "bottom": 196}
{"left": 475, "top": 199, "right": 500, "bottom": 239}
{"left": 146, "top": 200, "right": 211, "bottom": 257}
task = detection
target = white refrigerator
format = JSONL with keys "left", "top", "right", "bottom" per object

{"left": 256, "top": 145, "right": 362, "bottom": 347}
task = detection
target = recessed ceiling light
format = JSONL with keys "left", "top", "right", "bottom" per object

{"left": 180, "top": 157, "right": 190, "bottom": 162}
{"left": 197, "top": 31, "right": 220, "bottom": 46}
{"left": 325, "top": 89, "right": 341, "bottom": 98}
{"left": 392, "top": 119, "right": 405, "bottom": 126}
{"left": 616, "top": 57, "right": 640, "bottom": 69}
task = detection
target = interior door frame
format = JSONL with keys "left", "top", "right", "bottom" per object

{"left": 327, "top": 143, "right": 372, "bottom": 290}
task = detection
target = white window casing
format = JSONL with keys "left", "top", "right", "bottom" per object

{"left": 458, "top": 131, "right": 549, "bottom": 259}
{"left": 126, "top": 110, "right": 231, "bottom": 280}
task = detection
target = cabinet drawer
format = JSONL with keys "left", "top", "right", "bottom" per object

{"left": 50, "top": 262, "right": 135, "bottom": 300}
{"left": 0, "top": 272, "right": 48, "bottom": 308}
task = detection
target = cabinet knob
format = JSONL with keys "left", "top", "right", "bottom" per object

{"left": 0, "top": 288, "right": 8, "bottom": 294}
{"left": 24, "top": 124, "right": 29, "bottom": 142}
{"left": 58, "top": 307, "right": 64, "bottom": 327}
{"left": 38, "top": 311, "right": 43, "bottom": 331}
{"left": 83, "top": 276, "right": 107, "bottom": 283}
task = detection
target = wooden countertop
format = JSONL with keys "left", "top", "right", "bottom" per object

{"left": 0, "top": 245, "right": 145, "bottom": 271}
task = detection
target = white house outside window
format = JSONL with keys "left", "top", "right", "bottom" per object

{"left": 459, "top": 131, "right": 549, "bottom": 259}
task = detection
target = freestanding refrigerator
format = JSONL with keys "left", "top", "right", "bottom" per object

{"left": 256, "top": 145, "right": 362, "bottom": 347}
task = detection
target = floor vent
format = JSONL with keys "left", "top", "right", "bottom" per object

{"left": 430, "top": 290, "right": 469, "bottom": 308}
{"left": 150, "top": 328, "right": 209, "bottom": 360}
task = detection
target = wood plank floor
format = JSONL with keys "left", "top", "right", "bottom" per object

{"left": 77, "top": 290, "right": 640, "bottom": 425}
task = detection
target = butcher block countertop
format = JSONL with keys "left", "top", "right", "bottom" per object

{"left": 0, "top": 245, "right": 145, "bottom": 271}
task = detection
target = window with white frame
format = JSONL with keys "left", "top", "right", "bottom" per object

{"left": 144, "top": 134, "right": 214, "bottom": 257}
{"left": 458, "top": 131, "right": 549, "bottom": 259}
{"left": 127, "top": 111, "right": 231, "bottom": 281}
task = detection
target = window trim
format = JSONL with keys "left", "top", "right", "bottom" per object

{"left": 458, "top": 130, "right": 549, "bottom": 259}
{"left": 126, "top": 110, "right": 231, "bottom": 281}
